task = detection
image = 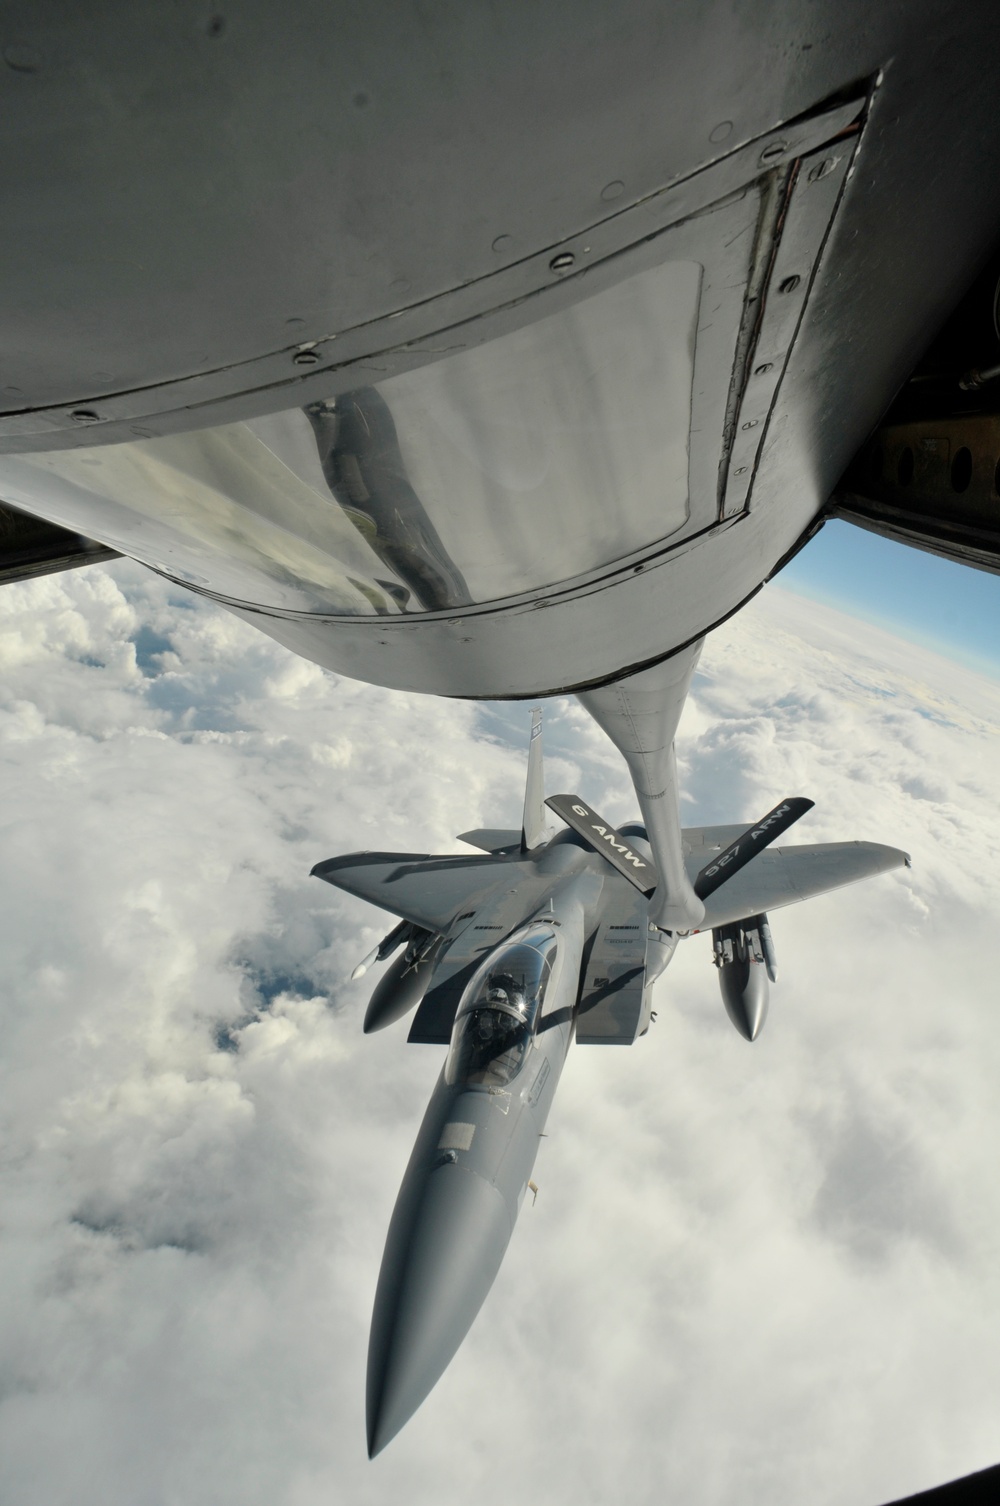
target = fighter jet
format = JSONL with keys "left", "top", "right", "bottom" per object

{"left": 313, "top": 676, "right": 908, "bottom": 1455}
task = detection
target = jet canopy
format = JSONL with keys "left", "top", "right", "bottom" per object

{"left": 445, "top": 923, "right": 558, "bottom": 1089}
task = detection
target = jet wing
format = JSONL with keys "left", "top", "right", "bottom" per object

{"left": 696, "top": 841, "right": 909, "bottom": 929}
{"left": 311, "top": 850, "right": 532, "bottom": 934}
{"left": 455, "top": 828, "right": 522, "bottom": 854}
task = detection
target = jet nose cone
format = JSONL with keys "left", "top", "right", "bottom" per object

{"left": 367, "top": 1163, "right": 512, "bottom": 1457}
{"left": 720, "top": 961, "right": 769, "bottom": 1042}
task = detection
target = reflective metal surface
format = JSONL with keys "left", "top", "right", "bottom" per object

{"left": 365, "top": 259, "right": 700, "bottom": 600}
{"left": 0, "top": 258, "right": 701, "bottom": 615}
{"left": 0, "top": 416, "right": 384, "bottom": 614}
{"left": 0, "top": 98, "right": 878, "bottom": 698}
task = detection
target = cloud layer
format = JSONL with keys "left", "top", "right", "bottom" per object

{"left": 1, "top": 563, "right": 999, "bottom": 1506}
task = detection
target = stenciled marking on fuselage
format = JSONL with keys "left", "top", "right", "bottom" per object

{"left": 527, "top": 1056, "right": 551, "bottom": 1106}
{"left": 570, "top": 804, "right": 650, "bottom": 871}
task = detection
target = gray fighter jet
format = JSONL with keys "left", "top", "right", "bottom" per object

{"left": 313, "top": 657, "right": 908, "bottom": 1455}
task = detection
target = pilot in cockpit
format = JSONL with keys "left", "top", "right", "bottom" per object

{"left": 446, "top": 943, "right": 553, "bottom": 1089}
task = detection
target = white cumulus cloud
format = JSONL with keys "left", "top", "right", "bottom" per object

{"left": 0, "top": 561, "right": 999, "bottom": 1506}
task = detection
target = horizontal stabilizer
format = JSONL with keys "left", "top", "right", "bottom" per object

{"left": 545, "top": 794, "right": 656, "bottom": 893}
{"left": 698, "top": 841, "right": 909, "bottom": 930}
{"left": 312, "top": 850, "right": 529, "bottom": 934}
{"left": 694, "top": 798, "right": 814, "bottom": 899}
{"left": 456, "top": 828, "right": 522, "bottom": 854}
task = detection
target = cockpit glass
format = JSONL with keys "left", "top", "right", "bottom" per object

{"left": 445, "top": 925, "right": 557, "bottom": 1088}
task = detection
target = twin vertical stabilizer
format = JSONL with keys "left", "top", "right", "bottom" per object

{"left": 521, "top": 707, "right": 548, "bottom": 851}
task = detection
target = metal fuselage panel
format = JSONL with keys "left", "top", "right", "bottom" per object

{"left": 2, "top": 5, "right": 1000, "bottom": 695}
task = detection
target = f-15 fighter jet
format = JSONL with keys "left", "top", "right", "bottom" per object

{"left": 312, "top": 643, "right": 908, "bottom": 1456}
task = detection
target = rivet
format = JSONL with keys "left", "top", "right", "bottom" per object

{"left": 492, "top": 234, "right": 513, "bottom": 253}
{"left": 70, "top": 408, "right": 101, "bottom": 423}
{"left": 709, "top": 121, "right": 733, "bottom": 144}
{"left": 808, "top": 157, "right": 835, "bottom": 182}
{"left": 293, "top": 350, "right": 320, "bottom": 366}
{"left": 741, "top": 420, "right": 759, "bottom": 430}
{"left": 633, "top": 563, "right": 645, "bottom": 573}
{"left": 285, "top": 316, "right": 305, "bottom": 328}
{"left": 600, "top": 180, "right": 625, "bottom": 202}
{"left": 777, "top": 274, "right": 801, "bottom": 294}
{"left": 759, "top": 140, "right": 788, "bottom": 164}
{"left": 3, "top": 43, "right": 42, "bottom": 73}
{"left": 734, "top": 466, "right": 748, "bottom": 475}
{"left": 754, "top": 362, "right": 774, "bottom": 376}
{"left": 549, "top": 252, "right": 575, "bottom": 273}
{"left": 2, "top": 385, "right": 23, "bottom": 396}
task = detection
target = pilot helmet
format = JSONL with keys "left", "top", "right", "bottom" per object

{"left": 487, "top": 979, "right": 527, "bottom": 1016}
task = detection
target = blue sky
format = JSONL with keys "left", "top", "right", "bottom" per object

{"left": 777, "top": 520, "right": 1000, "bottom": 676}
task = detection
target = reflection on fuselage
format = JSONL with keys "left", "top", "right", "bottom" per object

{"left": 0, "top": 258, "right": 701, "bottom": 638}
{"left": 305, "top": 392, "right": 472, "bottom": 612}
